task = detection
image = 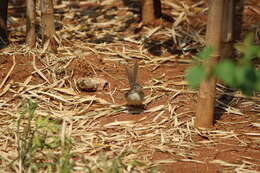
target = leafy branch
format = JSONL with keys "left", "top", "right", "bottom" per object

{"left": 186, "top": 34, "right": 260, "bottom": 96}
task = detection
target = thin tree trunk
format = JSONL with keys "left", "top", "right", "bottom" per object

{"left": 234, "top": 0, "right": 244, "bottom": 41}
{"left": 0, "top": 0, "right": 9, "bottom": 47}
{"left": 154, "top": 0, "right": 162, "bottom": 18}
{"left": 41, "top": 0, "right": 57, "bottom": 53}
{"left": 141, "top": 0, "right": 161, "bottom": 25}
{"left": 195, "top": 0, "right": 227, "bottom": 129}
{"left": 221, "top": 0, "right": 235, "bottom": 59}
{"left": 26, "top": 0, "right": 36, "bottom": 48}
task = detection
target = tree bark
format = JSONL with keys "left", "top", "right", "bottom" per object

{"left": 154, "top": 0, "right": 162, "bottom": 18}
{"left": 0, "top": 0, "right": 9, "bottom": 47}
{"left": 41, "top": 0, "right": 57, "bottom": 53}
{"left": 195, "top": 0, "right": 227, "bottom": 129}
{"left": 26, "top": 0, "right": 36, "bottom": 48}
{"left": 233, "top": 0, "right": 244, "bottom": 41}
{"left": 141, "top": 0, "right": 161, "bottom": 25}
{"left": 221, "top": 0, "right": 235, "bottom": 59}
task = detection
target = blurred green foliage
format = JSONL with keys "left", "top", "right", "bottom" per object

{"left": 16, "top": 99, "right": 73, "bottom": 173}
{"left": 185, "top": 34, "right": 260, "bottom": 96}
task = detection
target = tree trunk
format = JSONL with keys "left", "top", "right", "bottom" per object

{"left": 141, "top": 0, "right": 161, "bottom": 25}
{"left": 154, "top": 0, "right": 162, "bottom": 18}
{"left": 195, "top": 0, "right": 227, "bottom": 129}
{"left": 233, "top": 0, "right": 244, "bottom": 41}
{"left": 26, "top": 0, "right": 36, "bottom": 48}
{"left": 0, "top": 0, "right": 9, "bottom": 47}
{"left": 41, "top": 0, "right": 57, "bottom": 53}
{"left": 221, "top": 0, "right": 235, "bottom": 59}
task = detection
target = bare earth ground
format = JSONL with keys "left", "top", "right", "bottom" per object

{"left": 0, "top": 0, "right": 260, "bottom": 172}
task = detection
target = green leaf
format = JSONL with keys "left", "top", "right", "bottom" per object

{"left": 197, "top": 46, "right": 213, "bottom": 60}
{"left": 46, "top": 136, "right": 61, "bottom": 149}
{"left": 235, "top": 42, "right": 245, "bottom": 54}
{"left": 243, "top": 45, "right": 260, "bottom": 61}
{"left": 257, "top": 47, "right": 260, "bottom": 58}
{"left": 236, "top": 33, "right": 260, "bottom": 62}
{"left": 214, "top": 60, "right": 237, "bottom": 87}
{"left": 255, "top": 70, "right": 260, "bottom": 92}
{"left": 236, "top": 65, "right": 257, "bottom": 86}
{"left": 32, "top": 135, "right": 43, "bottom": 149}
{"left": 235, "top": 65, "right": 259, "bottom": 96}
{"left": 244, "top": 33, "right": 254, "bottom": 47}
{"left": 36, "top": 117, "right": 60, "bottom": 132}
{"left": 28, "top": 99, "right": 37, "bottom": 120}
{"left": 185, "top": 33, "right": 260, "bottom": 97}
{"left": 185, "top": 65, "right": 207, "bottom": 88}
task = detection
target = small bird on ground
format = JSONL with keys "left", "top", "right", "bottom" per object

{"left": 125, "top": 60, "right": 144, "bottom": 107}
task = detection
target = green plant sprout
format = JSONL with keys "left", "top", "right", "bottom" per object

{"left": 14, "top": 100, "right": 152, "bottom": 173}
{"left": 15, "top": 99, "right": 73, "bottom": 173}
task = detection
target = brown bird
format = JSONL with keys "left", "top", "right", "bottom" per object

{"left": 125, "top": 60, "right": 144, "bottom": 106}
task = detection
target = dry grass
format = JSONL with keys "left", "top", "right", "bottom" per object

{"left": 0, "top": 0, "right": 259, "bottom": 172}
